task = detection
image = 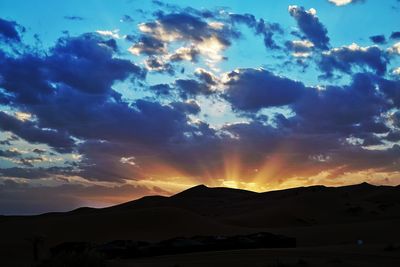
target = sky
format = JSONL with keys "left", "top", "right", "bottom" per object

{"left": 1, "top": 0, "right": 400, "bottom": 214}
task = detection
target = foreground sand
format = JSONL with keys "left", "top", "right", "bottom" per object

{"left": 1, "top": 183, "right": 399, "bottom": 266}
{"left": 112, "top": 245, "right": 400, "bottom": 267}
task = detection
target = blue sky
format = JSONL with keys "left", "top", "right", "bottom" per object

{"left": 1, "top": 0, "right": 400, "bottom": 214}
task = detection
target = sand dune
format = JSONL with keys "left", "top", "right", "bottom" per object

{"left": 1, "top": 183, "right": 399, "bottom": 266}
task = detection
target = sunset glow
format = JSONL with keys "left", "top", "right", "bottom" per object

{"left": 1, "top": 0, "right": 400, "bottom": 214}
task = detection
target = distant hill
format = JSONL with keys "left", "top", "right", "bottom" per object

{"left": 1, "top": 183, "right": 400, "bottom": 266}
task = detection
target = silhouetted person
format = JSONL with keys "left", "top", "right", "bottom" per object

{"left": 26, "top": 235, "right": 45, "bottom": 261}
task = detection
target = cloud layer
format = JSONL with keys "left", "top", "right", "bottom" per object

{"left": 0, "top": 1, "right": 400, "bottom": 213}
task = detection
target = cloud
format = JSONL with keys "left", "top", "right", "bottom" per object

{"left": 169, "top": 46, "right": 200, "bottom": 62}
{"left": 149, "top": 84, "right": 171, "bottom": 96}
{"left": 285, "top": 39, "right": 314, "bottom": 57}
{"left": 175, "top": 79, "right": 213, "bottom": 98}
{"left": 385, "top": 131, "right": 400, "bottom": 142}
{"left": 0, "top": 17, "right": 24, "bottom": 43}
{"left": 0, "top": 33, "right": 145, "bottom": 104}
{"left": 1, "top": 9, "right": 400, "bottom": 214}
{"left": 390, "top": 31, "right": 400, "bottom": 40}
{"left": 0, "top": 111, "right": 75, "bottom": 152}
{"left": 328, "top": 0, "right": 365, "bottom": 6}
{"left": 288, "top": 6, "right": 330, "bottom": 50}
{"left": 128, "top": 35, "right": 167, "bottom": 55}
{"left": 170, "top": 100, "right": 201, "bottom": 115}
{"left": 96, "top": 29, "right": 121, "bottom": 39}
{"left": 388, "top": 42, "right": 400, "bottom": 55}
{"left": 378, "top": 78, "right": 400, "bottom": 107}
{"left": 144, "top": 56, "right": 174, "bottom": 74}
{"left": 64, "top": 16, "right": 84, "bottom": 21}
{"left": 228, "top": 13, "right": 283, "bottom": 49}
{"left": 139, "top": 12, "right": 236, "bottom": 44}
{"left": 223, "top": 68, "right": 307, "bottom": 111}
{"left": 0, "top": 149, "right": 21, "bottom": 158}
{"left": 292, "top": 73, "right": 388, "bottom": 132}
{"left": 318, "top": 43, "right": 388, "bottom": 77}
{"left": 128, "top": 9, "right": 284, "bottom": 73}
{"left": 369, "top": 35, "right": 386, "bottom": 44}
{"left": 393, "top": 67, "right": 400, "bottom": 76}
{"left": 0, "top": 167, "right": 51, "bottom": 179}
{"left": 0, "top": 140, "right": 11, "bottom": 146}
{"left": 129, "top": 11, "right": 240, "bottom": 66}
{"left": 0, "top": 31, "right": 209, "bottom": 182}
{"left": 195, "top": 68, "right": 219, "bottom": 85}
{"left": 220, "top": 71, "right": 397, "bottom": 183}
{"left": 120, "top": 15, "right": 134, "bottom": 23}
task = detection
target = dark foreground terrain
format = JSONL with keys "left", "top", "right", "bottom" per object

{"left": 1, "top": 182, "right": 400, "bottom": 266}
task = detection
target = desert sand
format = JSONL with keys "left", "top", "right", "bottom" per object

{"left": 1, "top": 183, "right": 399, "bottom": 266}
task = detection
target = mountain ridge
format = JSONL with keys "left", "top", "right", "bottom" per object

{"left": 0, "top": 182, "right": 399, "bottom": 265}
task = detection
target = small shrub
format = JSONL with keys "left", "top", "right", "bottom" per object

{"left": 37, "top": 250, "right": 107, "bottom": 267}
{"left": 383, "top": 243, "right": 397, "bottom": 252}
{"left": 297, "top": 258, "right": 308, "bottom": 265}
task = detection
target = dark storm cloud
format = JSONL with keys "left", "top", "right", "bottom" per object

{"left": 288, "top": 6, "right": 330, "bottom": 50}
{"left": 229, "top": 13, "right": 283, "bottom": 49}
{"left": 369, "top": 34, "right": 386, "bottom": 44}
{"left": 0, "top": 111, "right": 75, "bottom": 152}
{"left": 318, "top": 44, "right": 388, "bottom": 77}
{"left": 0, "top": 17, "right": 24, "bottom": 43}
{"left": 223, "top": 68, "right": 307, "bottom": 111}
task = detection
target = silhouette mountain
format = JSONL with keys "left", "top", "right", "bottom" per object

{"left": 1, "top": 183, "right": 399, "bottom": 264}
{"left": 173, "top": 184, "right": 256, "bottom": 198}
